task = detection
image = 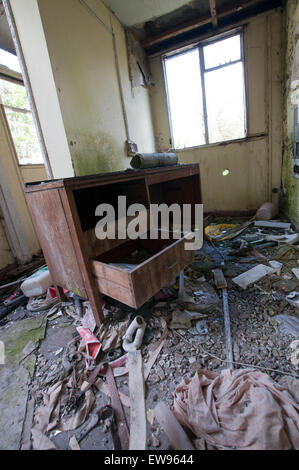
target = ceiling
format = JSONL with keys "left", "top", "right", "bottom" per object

{"left": 105, "top": 0, "right": 284, "bottom": 55}
{"left": 126, "top": 0, "right": 283, "bottom": 55}
{"left": 103, "top": 0, "right": 193, "bottom": 27}
{"left": 0, "top": 0, "right": 284, "bottom": 59}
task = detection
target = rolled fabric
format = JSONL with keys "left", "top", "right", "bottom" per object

{"left": 130, "top": 152, "right": 178, "bottom": 169}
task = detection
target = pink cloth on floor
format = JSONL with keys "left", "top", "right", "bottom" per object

{"left": 173, "top": 368, "right": 299, "bottom": 450}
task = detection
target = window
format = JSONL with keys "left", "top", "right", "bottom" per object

{"left": 164, "top": 31, "right": 246, "bottom": 149}
{"left": 0, "top": 49, "right": 43, "bottom": 165}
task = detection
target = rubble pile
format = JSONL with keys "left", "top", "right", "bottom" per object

{"left": 0, "top": 216, "right": 298, "bottom": 450}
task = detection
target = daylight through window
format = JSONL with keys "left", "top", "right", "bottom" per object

{"left": 164, "top": 31, "right": 246, "bottom": 149}
{"left": 0, "top": 49, "right": 43, "bottom": 165}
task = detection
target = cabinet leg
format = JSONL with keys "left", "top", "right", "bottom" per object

{"left": 54, "top": 285, "right": 67, "bottom": 302}
{"left": 89, "top": 291, "right": 104, "bottom": 327}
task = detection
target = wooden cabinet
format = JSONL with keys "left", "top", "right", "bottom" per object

{"left": 25, "top": 164, "right": 201, "bottom": 326}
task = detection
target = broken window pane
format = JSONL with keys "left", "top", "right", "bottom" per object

{"left": 164, "top": 49, "right": 206, "bottom": 149}
{"left": 205, "top": 62, "right": 245, "bottom": 143}
{"left": 203, "top": 35, "right": 241, "bottom": 70}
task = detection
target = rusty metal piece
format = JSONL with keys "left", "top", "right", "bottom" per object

{"left": 98, "top": 405, "right": 121, "bottom": 450}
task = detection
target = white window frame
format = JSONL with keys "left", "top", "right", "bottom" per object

{"left": 163, "top": 27, "right": 247, "bottom": 150}
{"left": 0, "top": 71, "right": 43, "bottom": 165}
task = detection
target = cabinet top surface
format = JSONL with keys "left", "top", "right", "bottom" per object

{"left": 24, "top": 164, "right": 200, "bottom": 193}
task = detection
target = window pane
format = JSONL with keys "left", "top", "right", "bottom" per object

{"left": 205, "top": 62, "right": 245, "bottom": 144}
{"left": 203, "top": 35, "right": 241, "bottom": 70}
{"left": 5, "top": 108, "right": 43, "bottom": 164}
{"left": 0, "top": 49, "right": 22, "bottom": 74}
{"left": 165, "top": 50, "right": 206, "bottom": 149}
{"left": 0, "top": 79, "right": 30, "bottom": 110}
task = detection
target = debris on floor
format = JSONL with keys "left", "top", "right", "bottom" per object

{"left": 0, "top": 216, "right": 298, "bottom": 450}
{"left": 0, "top": 314, "right": 47, "bottom": 450}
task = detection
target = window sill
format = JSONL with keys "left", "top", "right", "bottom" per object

{"left": 172, "top": 133, "right": 267, "bottom": 152}
{"left": 18, "top": 163, "right": 45, "bottom": 167}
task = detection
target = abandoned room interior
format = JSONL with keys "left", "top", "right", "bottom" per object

{"left": 0, "top": 0, "right": 298, "bottom": 452}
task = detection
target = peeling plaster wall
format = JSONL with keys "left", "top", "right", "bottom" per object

{"left": 36, "top": 0, "right": 155, "bottom": 176}
{"left": 282, "top": 0, "right": 299, "bottom": 226}
{"left": 149, "top": 10, "right": 283, "bottom": 213}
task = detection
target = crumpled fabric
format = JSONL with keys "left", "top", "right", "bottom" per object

{"left": 31, "top": 378, "right": 94, "bottom": 450}
{"left": 173, "top": 368, "right": 299, "bottom": 450}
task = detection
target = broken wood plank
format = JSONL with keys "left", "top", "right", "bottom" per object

{"left": 106, "top": 365, "right": 130, "bottom": 450}
{"left": 128, "top": 351, "right": 147, "bottom": 450}
{"left": 213, "top": 269, "right": 233, "bottom": 369}
{"left": 213, "top": 269, "right": 227, "bottom": 289}
{"left": 95, "top": 378, "right": 131, "bottom": 408}
{"left": 222, "top": 288, "right": 233, "bottom": 369}
{"left": 254, "top": 220, "right": 292, "bottom": 229}
{"left": 292, "top": 268, "right": 299, "bottom": 280}
{"left": 69, "top": 435, "right": 81, "bottom": 450}
{"left": 154, "top": 402, "right": 195, "bottom": 450}
{"left": 144, "top": 318, "right": 168, "bottom": 380}
{"left": 232, "top": 264, "right": 276, "bottom": 289}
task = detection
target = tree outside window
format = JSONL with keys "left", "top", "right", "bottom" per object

{"left": 0, "top": 49, "right": 43, "bottom": 165}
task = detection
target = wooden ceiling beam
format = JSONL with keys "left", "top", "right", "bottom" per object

{"left": 141, "top": 0, "right": 273, "bottom": 48}
{"left": 209, "top": 0, "right": 218, "bottom": 28}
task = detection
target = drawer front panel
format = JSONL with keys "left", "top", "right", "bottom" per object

{"left": 95, "top": 277, "right": 136, "bottom": 308}
{"left": 131, "top": 237, "right": 193, "bottom": 308}
{"left": 92, "top": 262, "right": 132, "bottom": 289}
{"left": 93, "top": 236, "right": 193, "bottom": 309}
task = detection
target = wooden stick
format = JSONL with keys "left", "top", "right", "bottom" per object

{"left": 222, "top": 288, "right": 233, "bottom": 369}
{"left": 213, "top": 269, "right": 233, "bottom": 369}
{"left": 106, "top": 365, "right": 130, "bottom": 450}
{"left": 154, "top": 402, "right": 195, "bottom": 450}
{"left": 128, "top": 351, "right": 147, "bottom": 450}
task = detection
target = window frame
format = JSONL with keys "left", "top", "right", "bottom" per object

{"left": 162, "top": 27, "right": 247, "bottom": 150}
{"left": 0, "top": 73, "right": 44, "bottom": 166}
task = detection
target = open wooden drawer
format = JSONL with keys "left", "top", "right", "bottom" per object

{"left": 92, "top": 234, "right": 194, "bottom": 309}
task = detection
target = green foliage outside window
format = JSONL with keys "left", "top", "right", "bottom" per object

{"left": 0, "top": 79, "right": 43, "bottom": 164}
